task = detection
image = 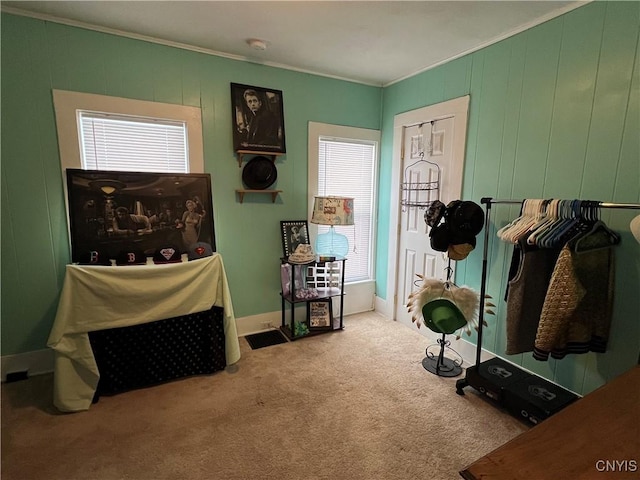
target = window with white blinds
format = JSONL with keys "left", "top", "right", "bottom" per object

{"left": 79, "top": 112, "right": 188, "bottom": 173}
{"left": 52, "top": 90, "right": 204, "bottom": 174}
{"left": 318, "top": 136, "right": 377, "bottom": 283}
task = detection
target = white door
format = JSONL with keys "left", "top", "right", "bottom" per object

{"left": 388, "top": 97, "right": 469, "bottom": 329}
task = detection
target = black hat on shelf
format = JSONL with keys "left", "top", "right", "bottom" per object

{"left": 153, "top": 245, "right": 182, "bottom": 264}
{"left": 115, "top": 248, "right": 147, "bottom": 266}
{"left": 77, "top": 249, "right": 112, "bottom": 266}
{"left": 187, "top": 242, "right": 213, "bottom": 261}
{"left": 242, "top": 156, "right": 278, "bottom": 190}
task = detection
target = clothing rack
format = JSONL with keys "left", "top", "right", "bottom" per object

{"left": 456, "top": 196, "right": 640, "bottom": 393}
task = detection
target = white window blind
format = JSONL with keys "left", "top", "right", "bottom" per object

{"left": 79, "top": 112, "right": 189, "bottom": 172}
{"left": 318, "top": 137, "right": 376, "bottom": 282}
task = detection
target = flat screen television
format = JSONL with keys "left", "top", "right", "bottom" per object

{"left": 65, "top": 169, "right": 216, "bottom": 263}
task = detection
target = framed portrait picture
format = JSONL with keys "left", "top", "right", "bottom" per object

{"left": 231, "top": 82, "right": 286, "bottom": 154}
{"left": 280, "top": 220, "right": 309, "bottom": 257}
{"left": 65, "top": 169, "right": 216, "bottom": 263}
{"left": 307, "top": 299, "right": 333, "bottom": 330}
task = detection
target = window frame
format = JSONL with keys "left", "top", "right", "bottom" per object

{"left": 52, "top": 90, "right": 204, "bottom": 174}
{"left": 308, "top": 121, "right": 380, "bottom": 285}
{"left": 52, "top": 90, "right": 205, "bottom": 250}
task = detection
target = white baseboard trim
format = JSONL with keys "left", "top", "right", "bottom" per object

{"left": 1, "top": 308, "right": 496, "bottom": 382}
{"left": 343, "top": 281, "right": 375, "bottom": 315}
{"left": 235, "top": 310, "right": 282, "bottom": 337}
{"left": 374, "top": 295, "right": 392, "bottom": 318}
{"left": 237, "top": 297, "right": 376, "bottom": 338}
{"left": 455, "top": 337, "right": 495, "bottom": 367}
{"left": 0, "top": 312, "right": 286, "bottom": 382}
{"left": 1, "top": 349, "right": 54, "bottom": 382}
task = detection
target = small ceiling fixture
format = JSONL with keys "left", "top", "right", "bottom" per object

{"left": 246, "top": 38, "right": 268, "bottom": 51}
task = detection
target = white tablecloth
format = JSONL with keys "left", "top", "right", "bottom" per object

{"left": 47, "top": 254, "right": 240, "bottom": 412}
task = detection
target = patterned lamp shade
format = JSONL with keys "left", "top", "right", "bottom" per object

{"left": 310, "top": 196, "right": 354, "bottom": 226}
{"left": 310, "top": 196, "right": 354, "bottom": 257}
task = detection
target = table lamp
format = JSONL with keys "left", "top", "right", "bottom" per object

{"left": 310, "top": 196, "right": 354, "bottom": 257}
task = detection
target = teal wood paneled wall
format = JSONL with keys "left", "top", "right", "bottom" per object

{"left": 377, "top": 1, "right": 639, "bottom": 395}
{"left": 2, "top": 2, "right": 638, "bottom": 396}
{"left": 0, "top": 13, "right": 381, "bottom": 355}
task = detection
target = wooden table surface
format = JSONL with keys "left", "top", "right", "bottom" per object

{"left": 460, "top": 366, "right": 640, "bottom": 480}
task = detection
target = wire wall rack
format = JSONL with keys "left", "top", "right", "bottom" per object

{"left": 401, "top": 152, "right": 441, "bottom": 211}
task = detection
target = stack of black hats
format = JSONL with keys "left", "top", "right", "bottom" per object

{"left": 425, "top": 200, "right": 484, "bottom": 260}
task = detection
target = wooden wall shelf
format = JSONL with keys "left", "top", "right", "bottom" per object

{"left": 235, "top": 189, "right": 282, "bottom": 203}
{"left": 235, "top": 150, "right": 284, "bottom": 167}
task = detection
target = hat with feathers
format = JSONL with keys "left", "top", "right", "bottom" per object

{"left": 407, "top": 275, "right": 483, "bottom": 339}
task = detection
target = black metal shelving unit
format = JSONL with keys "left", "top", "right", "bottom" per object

{"left": 280, "top": 257, "right": 346, "bottom": 340}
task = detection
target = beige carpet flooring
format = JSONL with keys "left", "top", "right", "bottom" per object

{"left": 1, "top": 312, "right": 527, "bottom": 480}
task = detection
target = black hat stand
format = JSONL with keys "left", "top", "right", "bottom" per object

{"left": 422, "top": 259, "right": 463, "bottom": 377}
{"left": 422, "top": 333, "right": 463, "bottom": 377}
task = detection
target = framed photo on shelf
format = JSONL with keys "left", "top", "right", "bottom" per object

{"left": 280, "top": 220, "right": 309, "bottom": 257}
{"left": 231, "top": 82, "right": 286, "bottom": 154}
{"left": 307, "top": 299, "right": 333, "bottom": 330}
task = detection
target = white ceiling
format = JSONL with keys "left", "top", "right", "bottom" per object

{"left": 2, "top": 1, "right": 588, "bottom": 86}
